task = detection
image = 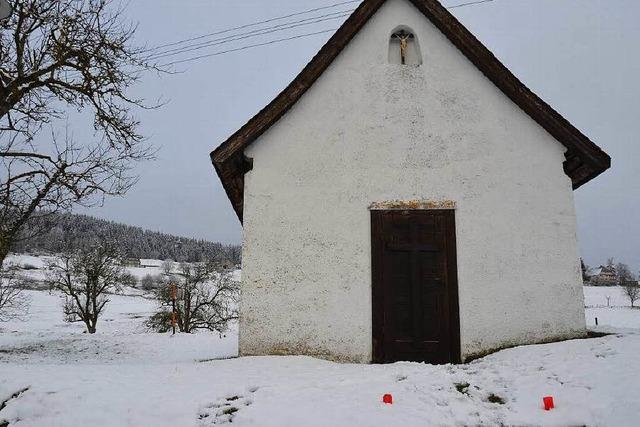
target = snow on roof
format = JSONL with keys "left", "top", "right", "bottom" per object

{"left": 594, "top": 266, "right": 616, "bottom": 275}
{"left": 139, "top": 259, "right": 163, "bottom": 267}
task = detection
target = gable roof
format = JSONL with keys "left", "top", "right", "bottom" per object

{"left": 210, "top": 0, "right": 611, "bottom": 222}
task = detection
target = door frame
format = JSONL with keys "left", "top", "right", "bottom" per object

{"left": 370, "top": 209, "right": 461, "bottom": 364}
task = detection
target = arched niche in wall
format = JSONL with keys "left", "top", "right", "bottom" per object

{"left": 388, "top": 26, "right": 422, "bottom": 66}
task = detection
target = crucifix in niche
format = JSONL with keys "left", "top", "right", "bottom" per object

{"left": 391, "top": 30, "right": 415, "bottom": 65}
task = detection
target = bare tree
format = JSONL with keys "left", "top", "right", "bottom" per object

{"left": 47, "top": 241, "right": 122, "bottom": 333}
{"left": 623, "top": 282, "right": 640, "bottom": 308}
{"left": 140, "top": 273, "right": 159, "bottom": 291}
{"left": 615, "top": 262, "right": 634, "bottom": 286}
{"left": 161, "top": 259, "right": 174, "bottom": 275}
{"left": 147, "top": 262, "right": 238, "bottom": 334}
{"left": 0, "top": 0, "right": 161, "bottom": 267}
{"left": 0, "top": 267, "right": 30, "bottom": 321}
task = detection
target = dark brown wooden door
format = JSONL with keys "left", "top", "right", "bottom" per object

{"left": 371, "top": 209, "right": 460, "bottom": 364}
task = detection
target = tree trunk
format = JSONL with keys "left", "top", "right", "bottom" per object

{"left": 89, "top": 314, "right": 98, "bottom": 334}
{"left": 0, "top": 239, "right": 9, "bottom": 270}
{"left": 0, "top": 229, "right": 16, "bottom": 270}
{"left": 0, "top": 98, "right": 14, "bottom": 120}
{"left": 84, "top": 318, "right": 97, "bottom": 334}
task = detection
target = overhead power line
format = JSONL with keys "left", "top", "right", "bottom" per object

{"left": 158, "top": 28, "right": 339, "bottom": 67}
{"left": 448, "top": 0, "right": 494, "bottom": 9}
{"left": 143, "top": 0, "right": 362, "bottom": 54}
{"left": 154, "top": 0, "right": 497, "bottom": 68}
{"left": 145, "top": 10, "right": 353, "bottom": 62}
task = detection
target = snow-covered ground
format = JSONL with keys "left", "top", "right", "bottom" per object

{"left": 1, "top": 258, "right": 639, "bottom": 426}
{"left": 584, "top": 285, "right": 640, "bottom": 330}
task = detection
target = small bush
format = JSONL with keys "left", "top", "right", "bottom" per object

{"left": 21, "top": 263, "right": 38, "bottom": 270}
{"left": 140, "top": 274, "right": 160, "bottom": 291}
{"left": 120, "top": 272, "right": 138, "bottom": 288}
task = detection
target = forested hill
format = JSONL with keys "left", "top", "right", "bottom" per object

{"left": 11, "top": 212, "right": 240, "bottom": 263}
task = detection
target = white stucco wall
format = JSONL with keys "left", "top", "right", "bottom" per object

{"left": 239, "top": 0, "right": 586, "bottom": 363}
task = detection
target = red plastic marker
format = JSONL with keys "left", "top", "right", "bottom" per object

{"left": 543, "top": 396, "right": 554, "bottom": 411}
{"left": 383, "top": 394, "right": 393, "bottom": 404}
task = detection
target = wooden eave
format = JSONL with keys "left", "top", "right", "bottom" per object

{"left": 210, "top": 0, "right": 611, "bottom": 222}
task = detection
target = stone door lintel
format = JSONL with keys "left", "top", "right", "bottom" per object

{"left": 368, "top": 199, "right": 456, "bottom": 210}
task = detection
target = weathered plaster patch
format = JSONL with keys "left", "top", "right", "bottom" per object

{"left": 369, "top": 199, "right": 456, "bottom": 210}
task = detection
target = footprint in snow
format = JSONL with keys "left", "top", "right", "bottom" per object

{"left": 198, "top": 389, "right": 256, "bottom": 425}
{"left": 595, "top": 349, "right": 617, "bottom": 358}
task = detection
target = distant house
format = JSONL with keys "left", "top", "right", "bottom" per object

{"left": 209, "top": 0, "right": 611, "bottom": 364}
{"left": 121, "top": 258, "right": 140, "bottom": 268}
{"left": 140, "top": 259, "right": 163, "bottom": 268}
{"left": 591, "top": 266, "right": 618, "bottom": 286}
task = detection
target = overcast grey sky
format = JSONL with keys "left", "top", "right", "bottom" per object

{"left": 79, "top": 0, "right": 639, "bottom": 269}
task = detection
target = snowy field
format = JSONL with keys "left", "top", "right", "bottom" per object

{"left": 584, "top": 285, "right": 640, "bottom": 330}
{"left": 1, "top": 258, "right": 639, "bottom": 426}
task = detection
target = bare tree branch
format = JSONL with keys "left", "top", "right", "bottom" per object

{"left": 0, "top": 0, "right": 162, "bottom": 267}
